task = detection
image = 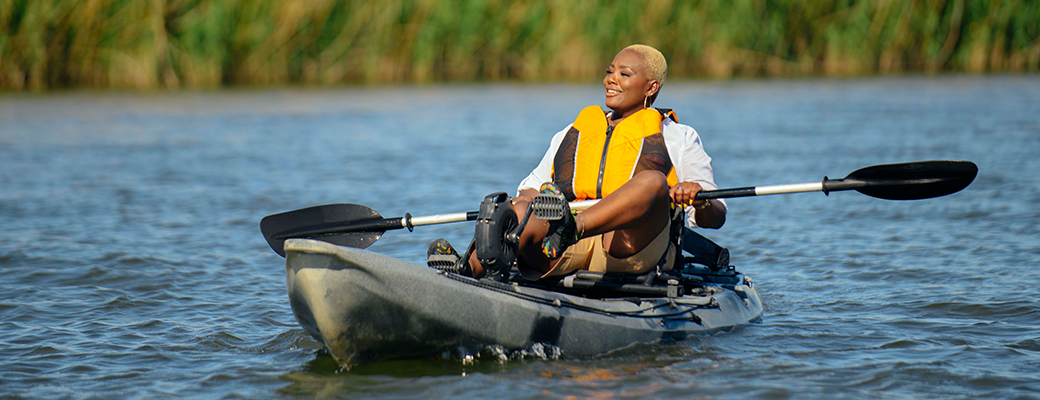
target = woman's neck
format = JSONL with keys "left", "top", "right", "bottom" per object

{"left": 608, "top": 106, "right": 647, "bottom": 126}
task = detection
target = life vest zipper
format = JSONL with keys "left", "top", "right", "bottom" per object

{"left": 596, "top": 125, "right": 614, "bottom": 199}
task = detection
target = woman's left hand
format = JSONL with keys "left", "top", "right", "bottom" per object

{"left": 669, "top": 181, "right": 707, "bottom": 209}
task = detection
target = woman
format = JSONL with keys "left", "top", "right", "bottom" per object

{"left": 432, "top": 44, "right": 726, "bottom": 279}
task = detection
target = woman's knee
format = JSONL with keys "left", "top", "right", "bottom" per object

{"left": 631, "top": 170, "right": 669, "bottom": 196}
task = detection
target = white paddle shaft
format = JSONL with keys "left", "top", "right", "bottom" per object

{"left": 750, "top": 182, "right": 825, "bottom": 196}
{"left": 403, "top": 181, "right": 832, "bottom": 229}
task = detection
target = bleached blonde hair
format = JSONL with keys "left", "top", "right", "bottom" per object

{"left": 623, "top": 44, "right": 667, "bottom": 104}
{"left": 623, "top": 44, "right": 667, "bottom": 84}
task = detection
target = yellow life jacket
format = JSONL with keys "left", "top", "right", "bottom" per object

{"left": 551, "top": 105, "right": 679, "bottom": 201}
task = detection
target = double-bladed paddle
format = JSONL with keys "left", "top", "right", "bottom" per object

{"left": 260, "top": 160, "right": 977, "bottom": 256}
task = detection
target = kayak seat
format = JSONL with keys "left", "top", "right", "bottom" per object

{"left": 678, "top": 227, "right": 730, "bottom": 271}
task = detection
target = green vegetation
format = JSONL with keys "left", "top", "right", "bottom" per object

{"left": 1, "top": 0, "right": 1037, "bottom": 90}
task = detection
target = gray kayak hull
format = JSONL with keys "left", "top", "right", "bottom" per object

{"left": 284, "top": 238, "right": 763, "bottom": 367}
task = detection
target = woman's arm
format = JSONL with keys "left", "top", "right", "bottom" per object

{"left": 665, "top": 121, "right": 727, "bottom": 229}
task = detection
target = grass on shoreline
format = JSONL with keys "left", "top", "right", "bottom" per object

{"left": 1, "top": 0, "right": 1037, "bottom": 91}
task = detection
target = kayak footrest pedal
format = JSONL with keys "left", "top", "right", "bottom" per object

{"left": 531, "top": 192, "right": 568, "bottom": 220}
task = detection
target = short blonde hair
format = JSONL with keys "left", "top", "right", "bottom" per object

{"left": 623, "top": 44, "right": 667, "bottom": 84}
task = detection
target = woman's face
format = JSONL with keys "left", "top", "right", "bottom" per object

{"left": 603, "top": 49, "right": 658, "bottom": 117}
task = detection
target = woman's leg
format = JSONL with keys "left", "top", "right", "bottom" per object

{"left": 509, "top": 170, "right": 671, "bottom": 277}
{"left": 581, "top": 170, "right": 671, "bottom": 258}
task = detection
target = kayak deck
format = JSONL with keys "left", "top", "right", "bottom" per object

{"left": 284, "top": 238, "right": 763, "bottom": 367}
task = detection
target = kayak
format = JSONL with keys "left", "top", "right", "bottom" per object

{"left": 266, "top": 161, "right": 978, "bottom": 367}
{"left": 283, "top": 238, "right": 763, "bottom": 367}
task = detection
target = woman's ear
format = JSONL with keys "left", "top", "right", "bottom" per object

{"left": 646, "top": 80, "right": 660, "bottom": 97}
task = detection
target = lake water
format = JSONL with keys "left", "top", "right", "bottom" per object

{"left": 1, "top": 76, "right": 1038, "bottom": 399}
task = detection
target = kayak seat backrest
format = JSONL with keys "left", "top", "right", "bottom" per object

{"left": 679, "top": 227, "right": 730, "bottom": 271}
{"left": 663, "top": 207, "right": 730, "bottom": 271}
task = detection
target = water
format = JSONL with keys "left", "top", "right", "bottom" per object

{"left": 1, "top": 76, "right": 1038, "bottom": 399}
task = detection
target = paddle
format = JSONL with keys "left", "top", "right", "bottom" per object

{"left": 693, "top": 159, "right": 979, "bottom": 201}
{"left": 260, "top": 160, "right": 977, "bottom": 256}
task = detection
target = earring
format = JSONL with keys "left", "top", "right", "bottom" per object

{"left": 643, "top": 96, "right": 649, "bottom": 109}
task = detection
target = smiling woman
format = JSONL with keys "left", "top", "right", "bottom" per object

{"left": 429, "top": 44, "right": 727, "bottom": 281}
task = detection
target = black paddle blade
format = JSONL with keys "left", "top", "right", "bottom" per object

{"left": 840, "top": 160, "right": 978, "bottom": 200}
{"left": 260, "top": 204, "right": 385, "bottom": 256}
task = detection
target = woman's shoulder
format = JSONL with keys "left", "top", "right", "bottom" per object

{"left": 661, "top": 116, "right": 698, "bottom": 138}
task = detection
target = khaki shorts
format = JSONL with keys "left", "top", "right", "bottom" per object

{"left": 522, "top": 218, "right": 675, "bottom": 280}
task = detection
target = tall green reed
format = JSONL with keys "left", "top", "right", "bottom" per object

{"left": 1, "top": 0, "right": 1037, "bottom": 91}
